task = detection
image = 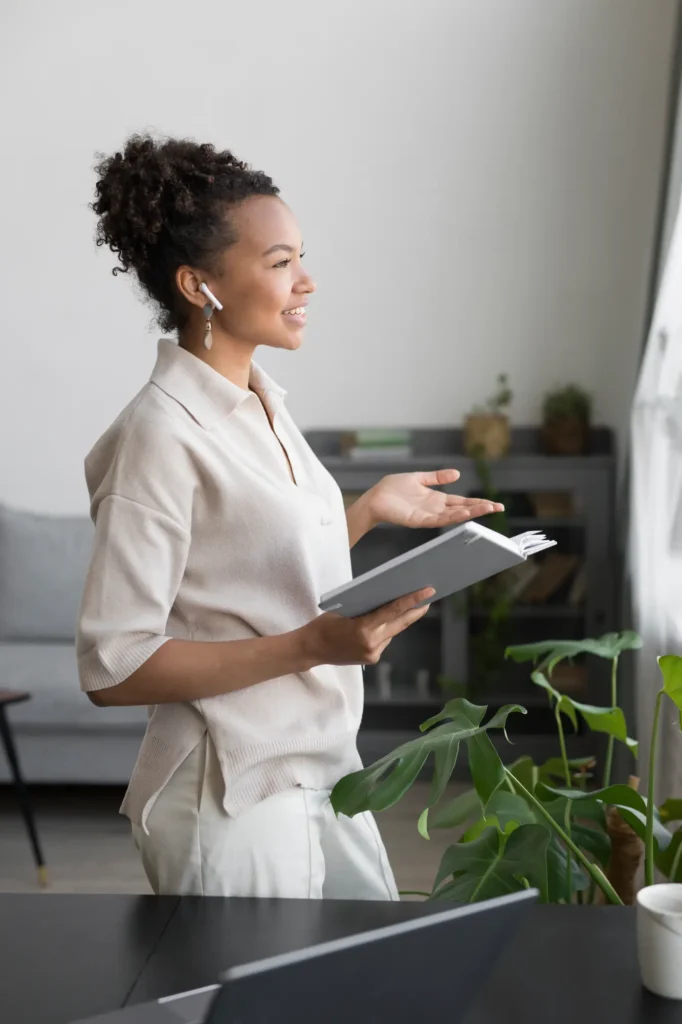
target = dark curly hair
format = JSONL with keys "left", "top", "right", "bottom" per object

{"left": 92, "top": 134, "right": 279, "bottom": 333}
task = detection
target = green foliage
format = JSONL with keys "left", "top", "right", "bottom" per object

{"left": 431, "top": 825, "right": 550, "bottom": 903}
{"left": 659, "top": 799, "right": 682, "bottom": 824}
{"left": 331, "top": 632, "right": 682, "bottom": 906}
{"left": 537, "top": 783, "right": 671, "bottom": 853}
{"left": 530, "top": 669, "right": 637, "bottom": 757}
{"left": 505, "top": 632, "right": 642, "bottom": 675}
{"left": 330, "top": 699, "right": 525, "bottom": 819}
{"left": 471, "top": 373, "right": 513, "bottom": 416}
{"left": 658, "top": 655, "right": 682, "bottom": 728}
{"left": 657, "top": 827, "right": 682, "bottom": 882}
{"left": 542, "top": 384, "right": 592, "bottom": 422}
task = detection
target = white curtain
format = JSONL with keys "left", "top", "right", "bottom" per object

{"left": 630, "top": 187, "right": 682, "bottom": 800}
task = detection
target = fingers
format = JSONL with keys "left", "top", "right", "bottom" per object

{"left": 363, "top": 587, "right": 435, "bottom": 626}
{"left": 445, "top": 495, "right": 505, "bottom": 512}
{"left": 419, "top": 468, "right": 461, "bottom": 487}
{"left": 384, "top": 601, "right": 431, "bottom": 638}
{"left": 361, "top": 602, "right": 431, "bottom": 662}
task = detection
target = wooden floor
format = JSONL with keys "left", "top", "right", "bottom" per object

{"left": 0, "top": 782, "right": 462, "bottom": 898}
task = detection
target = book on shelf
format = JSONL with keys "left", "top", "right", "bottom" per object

{"left": 496, "top": 559, "right": 540, "bottom": 600}
{"left": 347, "top": 446, "right": 412, "bottom": 460}
{"left": 516, "top": 553, "right": 579, "bottom": 604}
{"left": 341, "top": 428, "right": 413, "bottom": 460}
{"left": 528, "top": 491, "right": 576, "bottom": 519}
{"left": 568, "top": 564, "right": 587, "bottom": 607}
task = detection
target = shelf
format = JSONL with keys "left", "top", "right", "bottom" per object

{"left": 506, "top": 517, "right": 585, "bottom": 529}
{"left": 470, "top": 605, "right": 585, "bottom": 619}
{"left": 473, "top": 691, "right": 558, "bottom": 708}
{"left": 363, "top": 686, "right": 443, "bottom": 707}
{"left": 362, "top": 686, "right": 580, "bottom": 710}
{"left": 374, "top": 517, "right": 585, "bottom": 530}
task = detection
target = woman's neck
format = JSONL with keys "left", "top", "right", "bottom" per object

{"left": 179, "top": 332, "right": 256, "bottom": 392}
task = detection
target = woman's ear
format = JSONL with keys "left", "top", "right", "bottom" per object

{"left": 175, "top": 266, "right": 208, "bottom": 310}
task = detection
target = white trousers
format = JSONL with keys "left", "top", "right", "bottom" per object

{"left": 132, "top": 735, "right": 399, "bottom": 900}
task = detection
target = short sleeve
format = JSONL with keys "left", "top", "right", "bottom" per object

{"left": 77, "top": 494, "right": 190, "bottom": 692}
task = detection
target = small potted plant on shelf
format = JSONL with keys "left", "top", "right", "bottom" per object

{"left": 464, "top": 373, "right": 512, "bottom": 459}
{"left": 542, "top": 384, "right": 592, "bottom": 456}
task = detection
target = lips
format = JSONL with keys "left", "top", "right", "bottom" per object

{"left": 282, "top": 305, "right": 307, "bottom": 316}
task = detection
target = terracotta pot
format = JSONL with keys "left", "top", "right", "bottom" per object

{"left": 551, "top": 663, "right": 587, "bottom": 696}
{"left": 464, "top": 414, "right": 510, "bottom": 458}
{"left": 542, "top": 416, "right": 589, "bottom": 456}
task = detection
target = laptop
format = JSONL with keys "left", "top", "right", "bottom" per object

{"left": 71, "top": 889, "right": 536, "bottom": 1024}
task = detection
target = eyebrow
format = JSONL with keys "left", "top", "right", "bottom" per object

{"left": 262, "top": 243, "right": 304, "bottom": 257}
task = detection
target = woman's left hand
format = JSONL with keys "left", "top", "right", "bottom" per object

{"left": 366, "top": 469, "right": 504, "bottom": 529}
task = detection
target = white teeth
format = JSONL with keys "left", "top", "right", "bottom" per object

{"left": 283, "top": 307, "right": 306, "bottom": 315}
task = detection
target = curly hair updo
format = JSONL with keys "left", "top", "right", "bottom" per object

{"left": 92, "top": 134, "right": 279, "bottom": 333}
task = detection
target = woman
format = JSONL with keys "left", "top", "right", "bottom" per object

{"left": 77, "top": 134, "right": 500, "bottom": 899}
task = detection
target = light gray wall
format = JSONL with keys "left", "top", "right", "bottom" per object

{"left": 0, "top": 0, "right": 677, "bottom": 513}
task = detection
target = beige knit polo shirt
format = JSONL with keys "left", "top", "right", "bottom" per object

{"left": 77, "top": 339, "right": 363, "bottom": 829}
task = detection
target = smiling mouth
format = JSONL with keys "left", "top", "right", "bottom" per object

{"left": 282, "top": 306, "right": 307, "bottom": 316}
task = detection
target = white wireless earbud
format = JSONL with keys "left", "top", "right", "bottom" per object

{"left": 199, "top": 283, "right": 223, "bottom": 311}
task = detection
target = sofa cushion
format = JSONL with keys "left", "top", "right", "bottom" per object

{"left": 0, "top": 643, "right": 147, "bottom": 731}
{"left": 0, "top": 505, "right": 94, "bottom": 641}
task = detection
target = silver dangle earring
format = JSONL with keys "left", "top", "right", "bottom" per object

{"left": 202, "top": 303, "right": 214, "bottom": 351}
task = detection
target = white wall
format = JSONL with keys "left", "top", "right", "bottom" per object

{"left": 0, "top": 0, "right": 677, "bottom": 513}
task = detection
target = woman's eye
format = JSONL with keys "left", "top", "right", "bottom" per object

{"left": 273, "top": 252, "right": 305, "bottom": 269}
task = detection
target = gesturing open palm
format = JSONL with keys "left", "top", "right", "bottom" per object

{"left": 368, "top": 469, "right": 503, "bottom": 529}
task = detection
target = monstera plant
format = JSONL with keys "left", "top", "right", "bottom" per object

{"left": 331, "top": 632, "right": 682, "bottom": 905}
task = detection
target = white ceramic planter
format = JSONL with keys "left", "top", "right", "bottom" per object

{"left": 637, "top": 883, "right": 682, "bottom": 999}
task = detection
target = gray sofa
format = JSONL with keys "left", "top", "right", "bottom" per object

{"left": 0, "top": 505, "right": 147, "bottom": 784}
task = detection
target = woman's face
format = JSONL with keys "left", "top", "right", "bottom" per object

{"left": 204, "top": 195, "right": 315, "bottom": 352}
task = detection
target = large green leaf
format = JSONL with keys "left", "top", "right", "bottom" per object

{"left": 467, "top": 730, "right": 505, "bottom": 807}
{"left": 508, "top": 755, "right": 539, "bottom": 793}
{"left": 538, "top": 783, "right": 671, "bottom": 853}
{"left": 659, "top": 799, "right": 682, "bottom": 824}
{"left": 657, "top": 826, "right": 682, "bottom": 881}
{"left": 426, "top": 788, "right": 480, "bottom": 832}
{"left": 485, "top": 790, "right": 536, "bottom": 833}
{"left": 431, "top": 824, "right": 550, "bottom": 903}
{"left": 658, "top": 655, "right": 682, "bottom": 729}
{"left": 505, "top": 632, "right": 642, "bottom": 674}
{"left": 538, "top": 756, "right": 596, "bottom": 786}
{"left": 571, "top": 822, "right": 612, "bottom": 868}
{"left": 541, "top": 797, "right": 611, "bottom": 867}
{"left": 419, "top": 698, "right": 486, "bottom": 733}
{"left": 331, "top": 699, "right": 525, "bottom": 818}
{"left": 546, "top": 834, "right": 589, "bottom": 901}
{"left": 531, "top": 671, "right": 637, "bottom": 756}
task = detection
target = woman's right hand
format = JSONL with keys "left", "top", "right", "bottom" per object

{"left": 298, "top": 587, "right": 436, "bottom": 668}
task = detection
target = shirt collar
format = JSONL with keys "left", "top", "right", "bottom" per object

{"left": 149, "top": 339, "right": 287, "bottom": 430}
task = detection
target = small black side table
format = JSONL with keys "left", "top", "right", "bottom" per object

{"left": 0, "top": 689, "right": 47, "bottom": 886}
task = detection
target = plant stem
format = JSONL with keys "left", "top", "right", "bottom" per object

{"left": 564, "top": 797, "right": 573, "bottom": 904}
{"left": 399, "top": 890, "right": 432, "bottom": 898}
{"left": 602, "top": 655, "right": 619, "bottom": 788}
{"left": 555, "top": 705, "right": 573, "bottom": 902}
{"left": 645, "top": 689, "right": 665, "bottom": 887}
{"left": 555, "top": 706, "right": 572, "bottom": 788}
{"left": 505, "top": 769, "right": 623, "bottom": 905}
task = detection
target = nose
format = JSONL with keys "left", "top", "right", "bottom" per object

{"left": 296, "top": 265, "right": 316, "bottom": 295}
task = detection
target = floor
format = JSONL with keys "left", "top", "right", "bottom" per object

{"left": 0, "top": 782, "right": 461, "bottom": 898}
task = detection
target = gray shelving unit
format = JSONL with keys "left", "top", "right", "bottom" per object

{"left": 306, "top": 427, "right": 617, "bottom": 770}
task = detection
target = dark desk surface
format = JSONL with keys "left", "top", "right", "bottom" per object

{"left": 2, "top": 895, "right": 682, "bottom": 1024}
